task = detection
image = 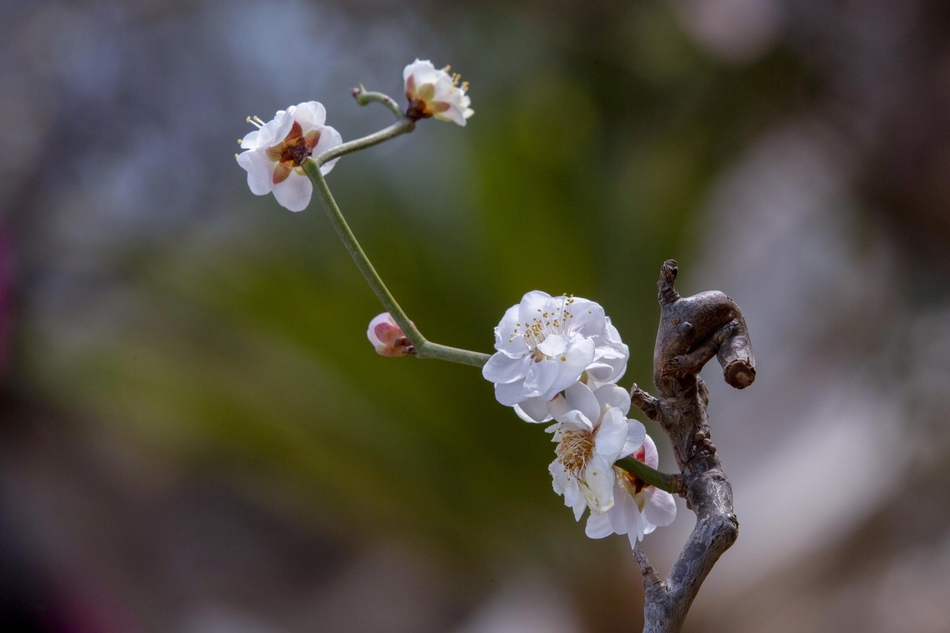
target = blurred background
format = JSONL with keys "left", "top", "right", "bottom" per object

{"left": 2, "top": 0, "right": 950, "bottom": 631}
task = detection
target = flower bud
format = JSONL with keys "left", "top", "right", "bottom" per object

{"left": 367, "top": 313, "right": 414, "bottom": 357}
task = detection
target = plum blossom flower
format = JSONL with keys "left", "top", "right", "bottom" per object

{"left": 482, "top": 291, "right": 630, "bottom": 422}
{"left": 367, "top": 312, "right": 414, "bottom": 357}
{"left": 403, "top": 59, "right": 474, "bottom": 126}
{"left": 585, "top": 433, "right": 677, "bottom": 548}
{"left": 547, "top": 382, "right": 646, "bottom": 518}
{"left": 236, "top": 101, "right": 343, "bottom": 212}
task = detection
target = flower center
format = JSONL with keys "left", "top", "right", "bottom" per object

{"left": 508, "top": 295, "right": 577, "bottom": 361}
{"left": 556, "top": 428, "right": 594, "bottom": 477}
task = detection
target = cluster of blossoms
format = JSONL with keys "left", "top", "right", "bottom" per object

{"left": 482, "top": 291, "right": 676, "bottom": 548}
{"left": 237, "top": 60, "right": 471, "bottom": 211}
{"left": 368, "top": 291, "right": 677, "bottom": 549}
{"left": 234, "top": 59, "right": 674, "bottom": 551}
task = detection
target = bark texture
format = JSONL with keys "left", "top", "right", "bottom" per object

{"left": 630, "top": 260, "right": 755, "bottom": 633}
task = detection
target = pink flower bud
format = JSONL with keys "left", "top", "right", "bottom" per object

{"left": 367, "top": 313, "right": 414, "bottom": 357}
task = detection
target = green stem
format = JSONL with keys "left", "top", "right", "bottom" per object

{"left": 314, "top": 119, "right": 414, "bottom": 167}
{"left": 615, "top": 456, "right": 682, "bottom": 495}
{"left": 303, "top": 160, "right": 490, "bottom": 368}
{"left": 352, "top": 83, "right": 404, "bottom": 120}
{"left": 313, "top": 85, "right": 413, "bottom": 167}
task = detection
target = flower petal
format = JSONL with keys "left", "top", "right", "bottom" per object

{"left": 622, "top": 420, "right": 647, "bottom": 457}
{"left": 523, "top": 359, "right": 559, "bottom": 398}
{"left": 271, "top": 172, "right": 313, "bottom": 212}
{"left": 292, "top": 101, "right": 327, "bottom": 131}
{"left": 537, "top": 334, "right": 569, "bottom": 358}
{"left": 593, "top": 384, "right": 631, "bottom": 416}
{"left": 642, "top": 433, "right": 660, "bottom": 470}
{"left": 494, "top": 379, "right": 527, "bottom": 406}
{"left": 644, "top": 488, "right": 677, "bottom": 528}
{"left": 582, "top": 455, "right": 615, "bottom": 514}
{"left": 562, "top": 382, "right": 600, "bottom": 426}
{"left": 518, "top": 291, "right": 552, "bottom": 325}
{"left": 483, "top": 352, "right": 530, "bottom": 384}
{"left": 514, "top": 397, "right": 552, "bottom": 423}
{"left": 548, "top": 338, "right": 596, "bottom": 396}
{"left": 236, "top": 149, "right": 274, "bottom": 196}
{"left": 594, "top": 408, "right": 628, "bottom": 460}
{"left": 585, "top": 511, "right": 614, "bottom": 539}
{"left": 493, "top": 305, "right": 529, "bottom": 357}
{"left": 314, "top": 125, "right": 344, "bottom": 175}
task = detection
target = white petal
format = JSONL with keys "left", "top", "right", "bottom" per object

{"left": 271, "top": 172, "right": 312, "bottom": 212}
{"left": 607, "top": 486, "right": 631, "bottom": 534}
{"left": 582, "top": 455, "right": 615, "bottom": 513}
{"left": 257, "top": 109, "right": 294, "bottom": 147}
{"left": 643, "top": 433, "right": 660, "bottom": 470}
{"left": 593, "top": 384, "right": 631, "bottom": 416}
{"left": 518, "top": 291, "right": 552, "bottom": 325}
{"left": 644, "top": 488, "right": 677, "bottom": 527}
{"left": 292, "top": 101, "right": 327, "bottom": 131}
{"left": 567, "top": 299, "right": 606, "bottom": 337}
{"left": 537, "top": 334, "right": 569, "bottom": 358}
{"left": 572, "top": 491, "right": 588, "bottom": 521}
{"left": 494, "top": 379, "right": 526, "bottom": 406}
{"left": 366, "top": 313, "right": 395, "bottom": 346}
{"left": 236, "top": 150, "right": 274, "bottom": 196}
{"left": 523, "top": 359, "right": 559, "bottom": 398}
{"left": 482, "top": 352, "right": 530, "bottom": 384}
{"left": 585, "top": 511, "right": 614, "bottom": 539}
{"left": 562, "top": 382, "right": 600, "bottom": 426}
{"left": 314, "top": 125, "right": 344, "bottom": 175}
{"left": 621, "top": 420, "right": 647, "bottom": 457}
{"left": 625, "top": 494, "right": 645, "bottom": 544}
{"left": 514, "top": 397, "right": 552, "bottom": 423}
{"left": 548, "top": 338, "right": 596, "bottom": 397}
{"left": 594, "top": 409, "right": 628, "bottom": 460}
{"left": 493, "top": 305, "right": 529, "bottom": 357}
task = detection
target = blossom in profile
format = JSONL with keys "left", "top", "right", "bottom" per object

{"left": 236, "top": 101, "right": 343, "bottom": 212}
{"left": 585, "top": 433, "right": 677, "bottom": 548}
{"left": 367, "top": 313, "right": 414, "bottom": 357}
{"left": 403, "top": 59, "right": 474, "bottom": 126}
{"left": 482, "top": 291, "right": 630, "bottom": 422}
{"left": 548, "top": 383, "right": 646, "bottom": 518}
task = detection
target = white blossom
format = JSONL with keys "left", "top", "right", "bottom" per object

{"left": 482, "top": 291, "right": 630, "bottom": 422}
{"left": 367, "top": 312, "right": 414, "bottom": 357}
{"left": 403, "top": 59, "right": 474, "bottom": 126}
{"left": 236, "top": 101, "right": 342, "bottom": 212}
{"left": 585, "top": 433, "right": 678, "bottom": 548}
{"left": 547, "top": 383, "right": 646, "bottom": 518}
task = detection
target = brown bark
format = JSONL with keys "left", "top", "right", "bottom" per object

{"left": 630, "top": 260, "right": 755, "bottom": 633}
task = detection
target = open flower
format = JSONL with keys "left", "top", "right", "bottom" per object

{"left": 236, "top": 101, "right": 343, "bottom": 212}
{"left": 367, "top": 312, "right": 414, "bottom": 357}
{"left": 547, "top": 383, "right": 646, "bottom": 518}
{"left": 403, "top": 59, "right": 474, "bottom": 126}
{"left": 585, "top": 433, "right": 677, "bottom": 548}
{"left": 482, "top": 291, "right": 630, "bottom": 422}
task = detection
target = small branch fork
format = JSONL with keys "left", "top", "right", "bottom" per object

{"left": 629, "top": 259, "right": 755, "bottom": 633}
{"left": 300, "top": 86, "right": 755, "bottom": 630}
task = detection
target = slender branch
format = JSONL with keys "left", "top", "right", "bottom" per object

{"left": 352, "top": 83, "right": 404, "bottom": 121}
{"left": 303, "top": 160, "right": 490, "bottom": 368}
{"left": 614, "top": 456, "right": 682, "bottom": 495}
{"left": 313, "top": 86, "right": 413, "bottom": 167}
{"left": 314, "top": 119, "right": 414, "bottom": 167}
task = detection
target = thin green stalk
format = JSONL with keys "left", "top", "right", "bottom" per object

{"left": 615, "top": 456, "right": 682, "bottom": 495}
{"left": 314, "top": 119, "right": 414, "bottom": 167}
{"left": 303, "top": 160, "right": 490, "bottom": 368}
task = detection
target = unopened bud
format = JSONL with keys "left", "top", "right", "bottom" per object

{"left": 367, "top": 312, "right": 415, "bottom": 357}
